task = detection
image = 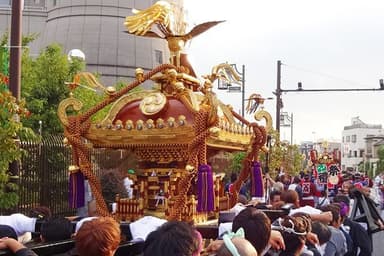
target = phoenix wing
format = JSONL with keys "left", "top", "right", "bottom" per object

{"left": 185, "top": 21, "right": 225, "bottom": 39}
{"left": 124, "top": 1, "right": 172, "bottom": 36}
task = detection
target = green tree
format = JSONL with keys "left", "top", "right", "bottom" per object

{"left": 230, "top": 152, "right": 246, "bottom": 173}
{"left": 0, "top": 33, "right": 35, "bottom": 208}
{"left": 21, "top": 44, "right": 84, "bottom": 135}
{"left": 260, "top": 130, "right": 304, "bottom": 178}
{"left": 377, "top": 145, "right": 384, "bottom": 172}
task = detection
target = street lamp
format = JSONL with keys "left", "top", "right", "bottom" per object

{"left": 68, "top": 49, "right": 85, "bottom": 62}
{"left": 280, "top": 112, "right": 293, "bottom": 145}
{"left": 217, "top": 64, "right": 245, "bottom": 117}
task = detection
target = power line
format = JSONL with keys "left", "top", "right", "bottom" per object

{"left": 282, "top": 62, "right": 375, "bottom": 88}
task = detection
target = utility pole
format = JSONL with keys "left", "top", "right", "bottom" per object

{"left": 9, "top": 0, "right": 23, "bottom": 187}
{"left": 9, "top": 0, "right": 23, "bottom": 101}
{"left": 290, "top": 113, "right": 293, "bottom": 145}
{"left": 241, "top": 64, "right": 245, "bottom": 118}
{"left": 275, "top": 60, "right": 282, "bottom": 134}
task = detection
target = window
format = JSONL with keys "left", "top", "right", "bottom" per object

{"left": 342, "top": 136, "right": 344, "bottom": 143}
{"left": 155, "top": 50, "right": 163, "bottom": 64}
{"left": 359, "top": 150, "right": 364, "bottom": 157}
{"left": 0, "top": 0, "right": 10, "bottom": 6}
{"left": 346, "top": 136, "right": 350, "bottom": 142}
{"left": 354, "top": 151, "right": 357, "bottom": 157}
{"left": 351, "top": 135, "right": 356, "bottom": 143}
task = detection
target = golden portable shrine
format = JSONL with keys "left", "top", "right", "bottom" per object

{"left": 58, "top": 1, "right": 272, "bottom": 222}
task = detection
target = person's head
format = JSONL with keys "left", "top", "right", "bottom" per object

{"left": 144, "top": 221, "right": 202, "bottom": 256}
{"left": 293, "top": 176, "right": 301, "bottom": 184}
{"left": 332, "top": 194, "right": 351, "bottom": 218}
{"left": 353, "top": 172, "right": 362, "bottom": 182}
{"left": 271, "top": 200, "right": 285, "bottom": 210}
{"left": 270, "top": 190, "right": 282, "bottom": 204}
{"left": 40, "top": 217, "right": 73, "bottom": 242}
{"left": 341, "top": 180, "right": 353, "bottom": 195}
{"left": 29, "top": 206, "right": 52, "bottom": 220}
{"left": 311, "top": 221, "right": 331, "bottom": 245}
{"left": 232, "top": 208, "right": 271, "bottom": 255}
{"left": 321, "top": 204, "right": 342, "bottom": 227}
{"left": 272, "top": 181, "right": 284, "bottom": 192}
{"left": 75, "top": 217, "right": 121, "bottom": 256}
{"left": 0, "top": 225, "right": 17, "bottom": 240}
{"left": 273, "top": 216, "right": 308, "bottom": 256}
{"left": 290, "top": 212, "right": 312, "bottom": 233}
{"left": 237, "top": 194, "right": 248, "bottom": 205}
{"left": 281, "top": 190, "right": 300, "bottom": 208}
{"left": 216, "top": 235, "right": 257, "bottom": 256}
{"left": 281, "top": 175, "right": 290, "bottom": 185}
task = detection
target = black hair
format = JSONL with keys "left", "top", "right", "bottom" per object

{"left": 0, "top": 225, "right": 17, "bottom": 240}
{"left": 232, "top": 207, "right": 271, "bottom": 255}
{"left": 320, "top": 204, "right": 341, "bottom": 225}
{"left": 293, "top": 176, "right": 301, "bottom": 184}
{"left": 40, "top": 217, "right": 73, "bottom": 242}
{"left": 277, "top": 216, "right": 308, "bottom": 256}
{"left": 29, "top": 206, "right": 52, "bottom": 220}
{"left": 270, "top": 189, "right": 282, "bottom": 199}
{"left": 144, "top": 221, "right": 200, "bottom": 256}
{"left": 311, "top": 221, "right": 331, "bottom": 245}
{"left": 332, "top": 194, "right": 350, "bottom": 206}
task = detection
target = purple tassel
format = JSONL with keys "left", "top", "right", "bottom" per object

{"left": 197, "top": 164, "right": 214, "bottom": 212}
{"left": 251, "top": 161, "right": 264, "bottom": 198}
{"left": 69, "top": 171, "right": 85, "bottom": 208}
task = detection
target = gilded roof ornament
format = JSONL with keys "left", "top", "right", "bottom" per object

{"left": 124, "top": 1, "right": 223, "bottom": 67}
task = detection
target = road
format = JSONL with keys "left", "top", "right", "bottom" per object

{"left": 372, "top": 210, "right": 384, "bottom": 256}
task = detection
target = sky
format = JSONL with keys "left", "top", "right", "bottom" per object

{"left": 183, "top": 0, "right": 384, "bottom": 144}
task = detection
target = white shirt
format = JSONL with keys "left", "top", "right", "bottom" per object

{"left": 75, "top": 217, "right": 98, "bottom": 233}
{"left": 129, "top": 216, "right": 167, "bottom": 241}
{"left": 123, "top": 177, "right": 134, "bottom": 199}
{"left": 0, "top": 214, "right": 36, "bottom": 237}
{"left": 288, "top": 183, "right": 298, "bottom": 191}
{"left": 289, "top": 205, "right": 322, "bottom": 216}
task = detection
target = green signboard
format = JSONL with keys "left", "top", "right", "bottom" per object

{"left": 317, "top": 164, "right": 327, "bottom": 174}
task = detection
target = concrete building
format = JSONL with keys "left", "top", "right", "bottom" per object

{"left": 0, "top": 0, "right": 170, "bottom": 85}
{"left": 364, "top": 135, "right": 384, "bottom": 176}
{"left": 341, "top": 117, "right": 383, "bottom": 171}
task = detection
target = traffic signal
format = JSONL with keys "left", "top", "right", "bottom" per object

{"left": 380, "top": 79, "right": 384, "bottom": 90}
{"left": 298, "top": 82, "right": 303, "bottom": 90}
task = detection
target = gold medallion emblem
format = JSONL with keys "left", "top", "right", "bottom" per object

{"left": 139, "top": 92, "right": 167, "bottom": 116}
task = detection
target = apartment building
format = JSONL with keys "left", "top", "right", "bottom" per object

{"left": 341, "top": 117, "right": 383, "bottom": 171}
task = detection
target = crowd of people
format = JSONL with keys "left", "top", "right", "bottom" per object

{"left": 0, "top": 170, "right": 383, "bottom": 256}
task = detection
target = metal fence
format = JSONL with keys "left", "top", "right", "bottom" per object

{"left": 4, "top": 135, "right": 133, "bottom": 217}
{"left": 15, "top": 134, "right": 75, "bottom": 216}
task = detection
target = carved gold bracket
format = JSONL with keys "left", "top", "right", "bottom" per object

{"left": 57, "top": 97, "right": 83, "bottom": 128}
{"left": 254, "top": 109, "right": 273, "bottom": 132}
